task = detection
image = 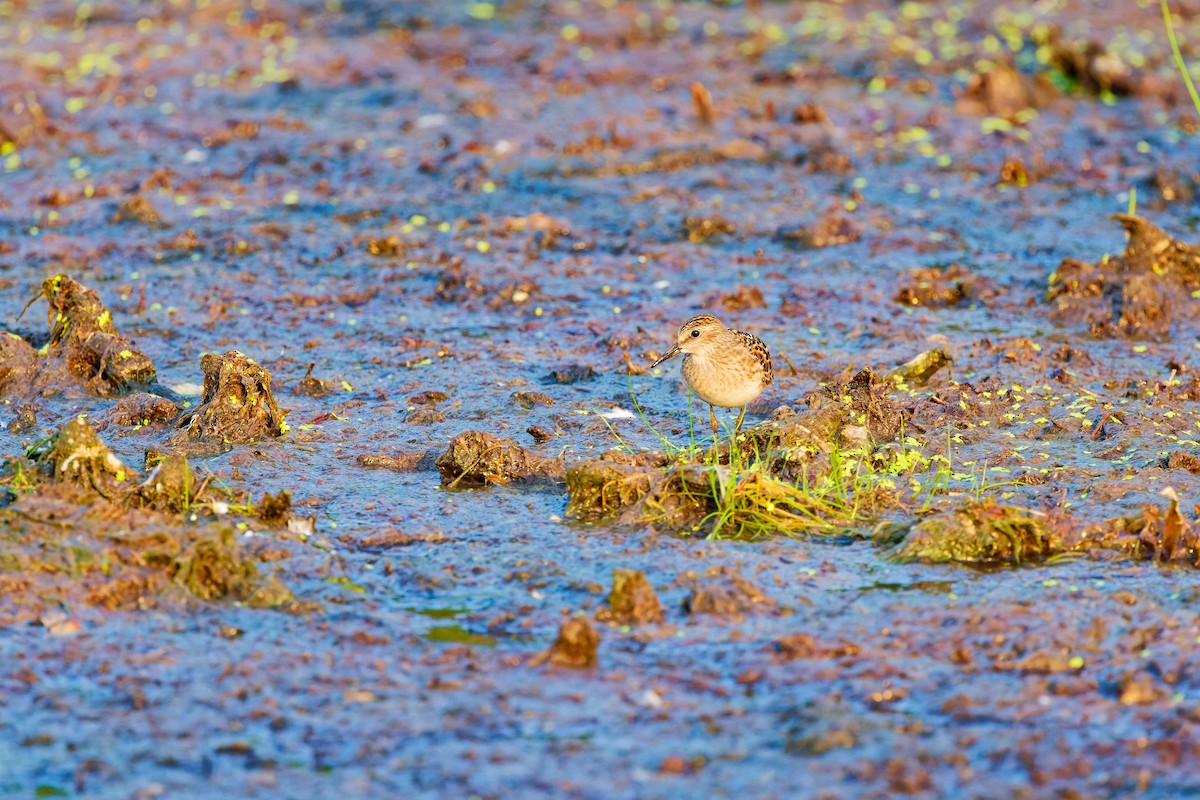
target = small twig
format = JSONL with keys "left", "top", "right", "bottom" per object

{"left": 445, "top": 445, "right": 501, "bottom": 490}
{"left": 192, "top": 474, "right": 213, "bottom": 503}
{"left": 15, "top": 289, "right": 41, "bottom": 322}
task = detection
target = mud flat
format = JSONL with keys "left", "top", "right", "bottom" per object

{"left": 2, "top": 1, "right": 1200, "bottom": 797}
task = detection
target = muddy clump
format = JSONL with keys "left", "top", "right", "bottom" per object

{"left": 7, "top": 403, "right": 38, "bottom": 435}
{"left": 776, "top": 213, "right": 861, "bottom": 249}
{"left": 527, "top": 425, "right": 554, "bottom": 443}
{"left": 294, "top": 363, "right": 330, "bottom": 397}
{"left": 168, "top": 526, "right": 256, "bottom": 600}
{"left": 94, "top": 392, "right": 180, "bottom": 431}
{"left": 1165, "top": 452, "right": 1200, "bottom": 475}
{"left": 406, "top": 407, "right": 447, "bottom": 425}
{"left": 40, "top": 274, "right": 158, "bottom": 395}
{"left": 683, "top": 566, "right": 776, "bottom": 617}
{"left": 785, "top": 367, "right": 909, "bottom": 449}
{"left": 530, "top": 617, "right": 600, "bottom": 669}
{"left": 169, "top": 527, "right": 291, "bottom": 607}
{"left": 883, "top": 500, "right": 1060, "bottom": 565}
{"left": 599, "top": 569, "right": 664, "bottom": 625}
{"left": 134, "top": 453, "right": 206, "bottom": 512}
{"left": 4, "top": 274, "right": 158, "bottom": 398}
{"left": 258, "top": 489, "right": 292, "bottom": 523}
{"left": 1133, "top": 489, "right": 1198, "bottom": 564}
{"left": 654, "top": 464, "right": 866, "bottom": 539}
{"left": 437, "top": 430, "right": 564, "bottom": 488}
{"left": 888, "top": 348, "right": 954, "bottom": 387}
{"left": 740, "top": 404, "right": 847, "bottom": 461}
{"left": 1050, "top": 40, "right": 1151, "bottom": 98}
{"left": 110, "top": 194, "right": 165, "bottom": 226}
{"left": 32, "top": 418, "right": 136, "bottom": 498}
{"left": 1047, "top": 215, "right": 1200, "bottom": 340}
{"left": 894, "top": 264, "right": 1002, "bottom": 308}
{"left": 356, "top": 451, "right": 438, "bottom": 473}
{"left": 1148, "top": 166, "right": 1196, "bottom": 206}
{"left": 954, "top": 63, "right": 1054, "bottom": 118}
{"left": 0, "top": 333, "right": 39, "bottom": 396}
{"left": 170, "top": 350, "right": 288, "bottom": 452}
{"left": 1117, "top": 214, "right": 1200, "bottom": 279}
{"left": 1, "top": 423, "right": 296, "bottom": 615}
{"left": 565, "top": 459, "right": 654, "bottom": 518}
{"left": 773, "top": 633, "right": 861, "bottom": 662}
{"left": 618, "top": 462, "right": 719, "bottom": 532}
{"left": 542, "top": 364, "right": 595, "bottom": 385}
{"left": 681, "top": 214, "right": 736, "bottom": 244}
{"left": 725, "top": 368, "right": 908, "bottom": 474}
{"left": 710, "top": 284, "right": 768, "bottom": 312}
{"left": 512, "top": 390, "right": 554, "bottom": 408}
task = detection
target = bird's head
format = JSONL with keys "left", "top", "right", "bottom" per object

{"left": 650, "top": 314, "right": 726, "bottom": 367}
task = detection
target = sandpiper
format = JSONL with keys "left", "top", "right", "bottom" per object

{"left": 650, "top": 313, "right": 774, "bottom": 439}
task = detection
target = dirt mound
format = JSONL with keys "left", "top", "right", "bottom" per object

{"left": 1047, "top": 215, "right": 1200, "bottom": 340}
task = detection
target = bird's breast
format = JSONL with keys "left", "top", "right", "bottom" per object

{"left": 681, "top": 353, "right": 766, "bottom": 409}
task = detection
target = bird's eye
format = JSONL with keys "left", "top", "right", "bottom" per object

{"left": 690, "top": 329, "right": 700, "bottom": 338}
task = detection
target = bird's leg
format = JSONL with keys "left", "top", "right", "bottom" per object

{"left": 734, "top": 406, "right": 746, "bottom": 436}
{"left": 709, "top": 405, "right": 719, "bottom": 442}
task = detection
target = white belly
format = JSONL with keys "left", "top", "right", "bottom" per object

{"left": 692, "top": 380, "right": 764, "bottom": 409}
{"left": 682, "top": 355, "right": 765, "bottom": 408}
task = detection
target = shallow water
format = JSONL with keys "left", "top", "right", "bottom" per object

{"left": 2, "top": 0, "right": 1200, "bottom": 797}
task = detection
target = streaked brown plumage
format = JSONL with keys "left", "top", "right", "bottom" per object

{"left": 650, "top": 313, "right": 773, "bottom": 439}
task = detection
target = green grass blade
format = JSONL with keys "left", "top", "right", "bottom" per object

{"left": 1162, "top": 0, "right": 1200, "bottom": 115}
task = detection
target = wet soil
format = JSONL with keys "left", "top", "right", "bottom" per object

{"left": 2, "top": 1, "right": 1200, "bottom": 798}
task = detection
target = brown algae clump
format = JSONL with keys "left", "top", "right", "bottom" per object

{"left": 601, "top": 569, "right": 663, "bottom": 625}
{"left": 884, "top": 500, "right": 1059, "bottom": 565}
{"left": 0, "top": 333, "right": 39, "bottom": 396}
{"left": 40, "top": 273, "right": 158, "bottom": 395}
{"left": 134, "top": 453, "right": 203, "bottom": 512}
{"left": 1047, "top": 214, "right": 1200, "bottom": 340}
{"left": 887, "top": 347, "right": 954, "bottom": 388}
{"left": 258, "top": 489, "right": 292, "bottom": 523}
{"left": 94, "top": 393, "right": 180, "bottom": 431}
{"left": 680, "top": 214, "right": 736, "bottom": 244}
{"left": 893, "top": 264, "right": 1001, "bottom": 308}
{"left": 1131, "top": 488, "right": 1199, "bottom": 564}
{"left": 530, "top": 617, "right": 601, "bottom": 669}
{"left": 635, "top": 462, "right": 861, "bottom": 540}
{"left": 170, "top": 527, "right": 274, "bottom": 603}
{"left": 110, "top": 194, "right": 164, "bottom": 226}
{"left": 741, "top": 367, "right": 908, "bottom": 460}
{"left": 169, "top": 528, "right": 292, "bottom": 607}
{"left": 172, "top": 350, "right": 288, "bottom": 450}
{"left": 683, "top": 566, "right": 776, "bottom": 617}
{"left": 437, "top": 430, "right": 564, "bottom": 488}
{"left": 33, "top": 418, "right": 135, "bottom": 497}
{"left": 0, "top": 419, "right": 297, "bottom": 615}
{"left": 954, "top": 63, "right": 1054, "bottom": 118}
{"left": 3, "top": 274, "right": 158, "bottom": 398}
{"left": 565, "top": 460, "right": 654, "bottom": 518}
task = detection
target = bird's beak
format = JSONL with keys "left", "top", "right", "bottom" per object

{"left": 650, "top": 344, "right": 681, "bottom": 369}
